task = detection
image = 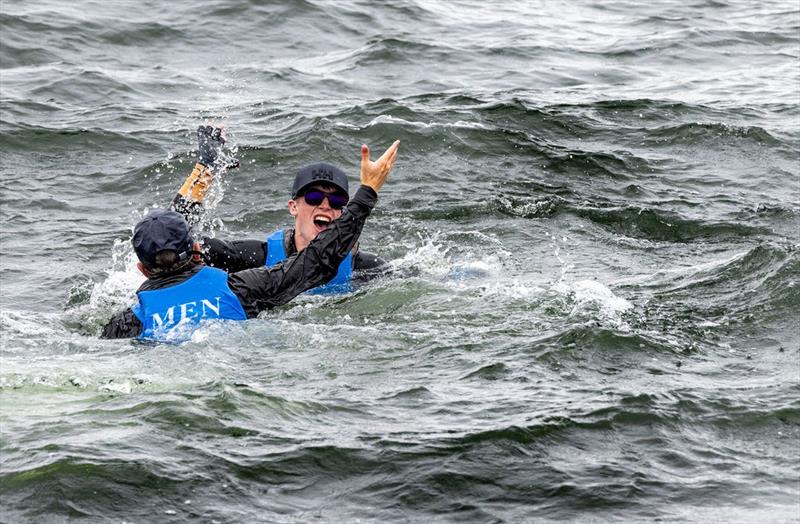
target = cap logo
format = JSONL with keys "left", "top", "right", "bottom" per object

{"left": 311, "top": 167, "right": 334, "bottom": 181}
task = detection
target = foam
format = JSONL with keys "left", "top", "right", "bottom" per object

{"left": 559, "top": 279, "right": 633, "bottom": 321}
{"left": 364, "top": 114, "right": 490, "bottom": 130}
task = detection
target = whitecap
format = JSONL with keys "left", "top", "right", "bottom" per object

{"left": 552, "top": 279, "right": 633, "bottom": 327}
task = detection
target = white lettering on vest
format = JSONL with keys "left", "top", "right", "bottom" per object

{"left": 180, "top": 301, "right": 197, "bottom": 321}
{"left": 152, "top": 296, "right": 224, "bottom": 329}
{"left": 201, "top": 297, "right": 221, "bottom": 317}
{"left": 152, "top": 307, "right": 175, "bottom": 327}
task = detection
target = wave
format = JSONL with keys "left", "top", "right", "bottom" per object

{"left": 354, "top": 37, "right": 457, "bottom": 66}
{"left": 625, "top": 243, "right": 798, "bottom": 300}
{"left": 285, "top": 94, "right": 794, "bottom": 173}
{"left": 645, "top": 122, "right": 783, "bottom": 146}
{"left": 0, "top": 457, "right": 189, "bottom": 521}
{"left": 0, "top": 11, "right": 71, "bottom": 38}
{"left": 579, "top": 25, "right": 800, "bottom": 59}
{"left": 619, "top": 244, "right": 800, "bottom": 350}
{"left": 573, "top": 205, "right": 766, "bottom": 242}
{"left": 531, "top": 325, "right": 678, "bottom": 361}
{"left": 403, "top": 195, "right": 768, "bottom": 244}
{"left": 0, "top": 41, "right": 62, "bottom": 68}
{"left": 0, "top": 121, "right": 172, "bottom": 156}
{"left": 97, "top": 22, "right": 184, "bottom": 47}
{"left": 3, "top": 397, "right": 796, "bottom": 522}
{"left": 26, "top": 69, "right": 146, "bottom": 104}
{"left": 29, "top": 92, "right": 772, "bottom": 195}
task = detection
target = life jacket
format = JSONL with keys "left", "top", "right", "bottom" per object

{"left": 265, "top": 229, "right": 353, "bottom": 294}
{"left": 132, "top": 266, "right": 247, "bottom": 341}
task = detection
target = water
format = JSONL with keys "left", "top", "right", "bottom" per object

{"left": 1, "top": 1, "right": 799, "bottom": 521}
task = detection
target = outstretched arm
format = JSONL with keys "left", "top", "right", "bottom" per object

{"left": 171, "top": 125, "right": 235, "bottom": 224}
{"left": 169, "top": 125, "right": 269, "bottom": 273}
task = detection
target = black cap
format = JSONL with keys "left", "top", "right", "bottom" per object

{"left": 291, "top": 163, "right": 349, "bottom": 198}
{"left": 132, "top": 209, "right": 193, "bottom": 269}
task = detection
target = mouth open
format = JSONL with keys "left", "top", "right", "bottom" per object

{"left": 313, "top": 216, "right": 332, "bottom": 231}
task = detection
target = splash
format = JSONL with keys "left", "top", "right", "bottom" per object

{"left": 389, "top": 231, "right": 504, "bottom": 283}
{"left": 389, "top": 232, "right": 454, "bottom": 278}
{"left": 0, "top": 310, "right": 64, "bottom": 345}
{"left": 555, "top": 279, "right": 633, "bottom": 326}
{"left": 90, "top": 240, "right": 145, "bottom": 311}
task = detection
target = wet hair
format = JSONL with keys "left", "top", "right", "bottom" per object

{"left": 147, "top": 249, "right": 192, "bottom": 274}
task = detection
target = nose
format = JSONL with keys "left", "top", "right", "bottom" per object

{"left": 317, "top": 196, "right": 332, "bottom": 209}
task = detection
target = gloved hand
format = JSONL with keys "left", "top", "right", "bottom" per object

{"left": 197, "top": 124, "right": 241, "bottom": 171}
{"left": 197, "top": 125, "right": 225, "bottom": 167}
{"left": 176, "top": 125, "right": 239, "bottom": 206}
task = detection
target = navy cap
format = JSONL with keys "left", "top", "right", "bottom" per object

{"left": 132, "top": 209, "right": 193, "bottom": 269}
{"left": 291, "top": 163, "right": 349, "bottom": 198}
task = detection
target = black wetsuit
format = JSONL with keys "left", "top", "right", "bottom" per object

{"left": 101, "top": 186, "right": 378, "bottom": 339}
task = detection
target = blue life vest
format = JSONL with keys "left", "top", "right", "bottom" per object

{"left": 132, "top": 266, "right": 247, "bottom": 341}
{"left": 265, "top": 229, "right": 353, "bottom": 294}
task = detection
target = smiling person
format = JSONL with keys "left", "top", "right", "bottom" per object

{"left": 101, "top": 134, "right": 400, "bottom": 341}
{"left": 172, "top": 126, "right": 390, "bottom": 294}
{"left": 264, "top": 162, "right": 369, "bottom": 294}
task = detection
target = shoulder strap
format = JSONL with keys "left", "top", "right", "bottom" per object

{"left": 265, "top": 230, "right": 287, "bottom": 267}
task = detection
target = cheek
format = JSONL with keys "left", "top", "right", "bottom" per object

{"left": 296, "top": 208, "right": 315, "bottom": 227}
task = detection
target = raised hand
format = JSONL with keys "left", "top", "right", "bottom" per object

{"left": 360, "top": 140, "right": 400, "bottom": 193}
{"left": 197, "top": 125, "right": 225, "bottom": 167}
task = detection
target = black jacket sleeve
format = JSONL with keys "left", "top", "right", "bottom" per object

{"left": 201, "top": 238, "right": 267, "bottom": 272}
{"left": 228, "top": 185, "right": 378, "bottom": 316}
{"left": 101, "top": 307, "right": 143, "bottom": 339}
{"left": 171, "top": 194, "right": 203, "bottom": 226}
{"left": 202, "top": 235, "right": 389, "bottom": 280}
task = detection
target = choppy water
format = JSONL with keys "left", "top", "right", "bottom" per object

{"left": 1, "top": 1, "right": 799, "bottom": 522}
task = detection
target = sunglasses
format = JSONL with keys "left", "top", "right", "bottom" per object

{"left": 301, "top": 190, "right": 349, "bottom": 209}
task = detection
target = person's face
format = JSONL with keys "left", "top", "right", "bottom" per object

{"left": 287, "top": 184, "right": 347, "bottom": 250}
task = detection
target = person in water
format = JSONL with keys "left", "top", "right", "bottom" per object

{"left": 100, "top": 134, "right": 400, "bottom": 341}
{"left": 171, "top": 126, "right": 388, "bottom": 294}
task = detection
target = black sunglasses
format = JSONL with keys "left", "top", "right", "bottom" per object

{"left": 302, "top": 190, "right": 349, "bottom": 210}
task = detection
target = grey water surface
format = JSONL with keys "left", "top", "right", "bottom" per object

{"left": 1, "top": 1, "right": 799, "bottom": 522}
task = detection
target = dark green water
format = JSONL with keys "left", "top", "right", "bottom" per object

{"left": 1, "top": 1, "right": 799, "bottom": 522}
